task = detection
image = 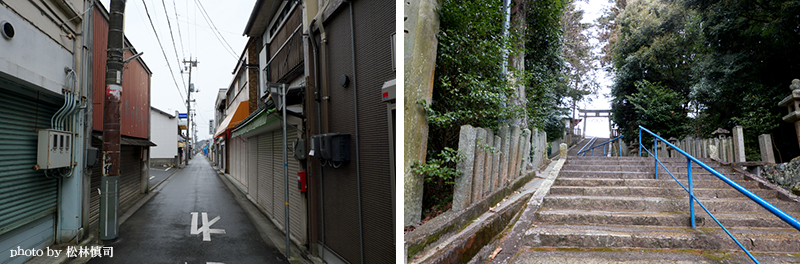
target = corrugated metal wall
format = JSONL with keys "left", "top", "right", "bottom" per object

{"left": 317, "top": 1, "right": 395, "bottom": 263}
{"left": 0, "top": 80, "right": 59, "bottom": 236}
{"left": 91, "top": 7, "right": 150, "bottom": 139}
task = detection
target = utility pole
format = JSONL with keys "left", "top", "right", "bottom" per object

{"left": 100, "top": 0, "right": 127, "bottom": 241}
{"left": 183, "top": 58, "right": 198, "bottom": 165}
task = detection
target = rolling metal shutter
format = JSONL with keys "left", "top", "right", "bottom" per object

{"left": 271, "top": 131, "right": 286, "bottom": 231}
{"left": 0, "top": 83, "right": 59, "bottom": 236}
{"left": 248, "top": 137, "right": 258, "bottom": 199}
{"left": 90, "top": 139, "right": 102, "bottom": 226}
{"left": 118, "top": 145, "right": 142, "bottom": 209}
{"left": 287, "top": 128, "right": 306, "bottom": 245}
{"left": 257, "top": 133, "right": 273, "bottom": 216}
{"left": 89, "top": 142, "right": 143, "bottom": 227}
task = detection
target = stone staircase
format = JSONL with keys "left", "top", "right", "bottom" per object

{"left": 518, "top": 155, "right": 800, "bottom": 262}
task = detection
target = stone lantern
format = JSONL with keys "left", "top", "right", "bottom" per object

{"left": 778, "top": 79, "right": 800, "bottom": 149}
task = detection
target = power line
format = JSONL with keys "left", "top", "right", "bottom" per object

{"left": 141, "top": 0, "right": 187, "bottom": 105}
{"left": 194, "top": 0, "right": 237, "bottom": 58}
{"left": 161, "top": 0, "right": 182, "bottom": 66}
{"left": 160, "top": 0, "right": 188, "bottom": 93}
{"left": 172, "top": 0, "right": 185, "bottom": 59}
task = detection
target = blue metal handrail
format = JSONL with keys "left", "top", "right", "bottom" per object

{"left": 638, "top": 125, "right": 800, "bottom": 264}
{"left": 577, "top": 135, "right": 624, "bottom": 156}
{"left": 576, "top": 137, "right": 597, "bottom": 156}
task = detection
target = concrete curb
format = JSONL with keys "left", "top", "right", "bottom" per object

{"left": 406, "top": 158, "right": 560, "bottom": 264}
{"left": 485, "top": 156, "right": 566, "bottom": 264}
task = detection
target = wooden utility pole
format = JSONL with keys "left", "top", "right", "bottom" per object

{"left": 101, "top": 0, "right": 127, "bottom": 241}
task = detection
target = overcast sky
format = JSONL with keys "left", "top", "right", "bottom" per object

{"left": 100, "top": 0, "right": 253, "bottom": 141}
{"left": 576, "top": 0, "right": 615, "bottom": 138}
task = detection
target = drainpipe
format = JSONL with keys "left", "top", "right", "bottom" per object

{"left": 309, "top": 18, "right": 325, "bottom": 260}
{"left": 346, "top": 2, "right": 364, "bottom": 263}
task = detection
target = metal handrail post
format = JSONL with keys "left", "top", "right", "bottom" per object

{"left": 619, "top": 141, "right": 623, "bottom": 157}
{"left": 654, "top": 139, "right": 658, "bottom": 179}
{"left": 688, "top": 157, "right": 695, "bottom": 229}
{"left": 639, "top": 125, "right": 800, "bottom": 232}
{"left": 638, "top": 127, "right": 642, "bottom": 157}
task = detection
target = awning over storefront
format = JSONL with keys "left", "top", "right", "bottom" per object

{"left": 231, "top": 108, "right": 279, "bottom": 138}
{"left": 214, "top": 101, "right": 250, "bottom": 138}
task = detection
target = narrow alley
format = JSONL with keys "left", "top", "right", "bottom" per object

{"left": 88, "top": 154, "right": 288, "bottom": 264}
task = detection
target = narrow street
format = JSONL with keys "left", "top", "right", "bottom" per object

{"left": 88, "top": 153, "right": 288, "bottom": 264}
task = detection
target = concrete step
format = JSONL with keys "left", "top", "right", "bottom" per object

{"left": 561, "top": 164, "right": 736, "bottom": 174}
{"left": 565, "top": 158, "right": 717, "bottom": 167}
{"left": 524, "top": 224, "right": 800, "bottom": 253}
{"left": 569, "top": 156, "right": 714, "bottom": 163}
{"left": 510, "top": 247, "right": 800, "bottom": 263}
{"left": 535, "top": 209, "right": 800, "bottom": 229}
{"left": 541, "top": 195, "right": 800, "bottom": 213}
{"left": 553, "top": 178, "right": 763, "bottom": 189}
{"left": 549, "top": 186, "right": 778, "bottom": 199}
{"left": 558, "top": 170, "right": 743, "bottom": 180}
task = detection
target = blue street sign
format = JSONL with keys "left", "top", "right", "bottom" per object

{"left": 179, "top": 113, "right": 188, "bottom": 119}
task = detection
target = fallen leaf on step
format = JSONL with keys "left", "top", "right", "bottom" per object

{"left": 489, "top": 247, "right": 502, "bottom": 260}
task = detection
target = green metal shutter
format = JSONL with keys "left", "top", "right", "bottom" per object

{"left": 0, "top": 83, "right": 60, "bottom": 235}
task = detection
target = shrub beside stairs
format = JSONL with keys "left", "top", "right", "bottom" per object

{"left": 486, "top": 155, "right": 800, "bottom": 263}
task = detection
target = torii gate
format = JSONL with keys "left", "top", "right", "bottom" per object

{"left": 578, "top": 109, "right": 615, "bottom": 138}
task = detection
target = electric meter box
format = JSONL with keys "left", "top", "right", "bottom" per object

{"left": 37, "top": 129, "right": 73, "bottom": 169}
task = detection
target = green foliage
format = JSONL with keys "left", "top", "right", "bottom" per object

{"left": 413, "top": 147, "right": 464, "bottom": 219}
{"left": 604, "top": 0, "right": 800, "bottom": 158}
{"left": 525, "top": 0, "right": 570, "bottom": 133}
{"left": 428, "top": 0, "right": 524, "bottom": 155}
{"left": 411, "top": 147, "right": 464, "bottom": 185}
{"left": 625, "top": 80, "right": 690, "bottom": 138}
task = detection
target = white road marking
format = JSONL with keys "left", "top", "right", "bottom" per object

{"left": 149, "top": 176, "right": 155, "bottom": 180}
{"left": 165, "top": 167, "right": 171, "bottom": 171}
{"left": 190, "top": 212, "right": 226, "bottom": 241}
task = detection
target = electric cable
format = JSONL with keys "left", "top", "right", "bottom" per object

{"left": 141, "top": 0, "right": 187, "bottom": 106}
{"left": 194, "top": 0, "right": 237, "bottom": 58}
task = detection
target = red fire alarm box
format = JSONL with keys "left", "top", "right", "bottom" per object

{"left": 297, "top": 171, "right": 307, "bottom": 192}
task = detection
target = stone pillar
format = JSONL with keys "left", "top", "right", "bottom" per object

{"left": 513, "top": 130, "right": 526, "bottom": 178}
{"left": 453, "top": 125, "right": 477, "bottom": 211}
{"left": 758, "top": 134, "right": 776, "bottom": 164}
{"left": 483, "top": 128, "right": 494, "bottom": 196}
{"left": 709, "top": 144, "right": 718, "bottom": 160}
{"left": 732, "top": 126, "right": 746, "bottom": 163}
{"left": 522, "top": 129, "right": 532, "bottom": 171}
{"left": 508, "top": 125, "right": 521, "bottom": 180}
{"left": 491, "top": 135, "right": 502, "bottom": 191}
{"left": 403, "top": 0, "right": 441, "bottom": 226}
{"left": 472, "top": 129, "right": 487, "bottom": 203}
{"left": 560, "top": 143, "right": 568, "bottom": 157}
{"left": 499, "top": 125, "right": 511, "bottom": 186}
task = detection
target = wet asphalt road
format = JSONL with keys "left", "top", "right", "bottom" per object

{"left": 89, "top": 154, "right": 288, "bottom": 264}
{"left": 148, "top": 166, "right": 174, "bottom": 190}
